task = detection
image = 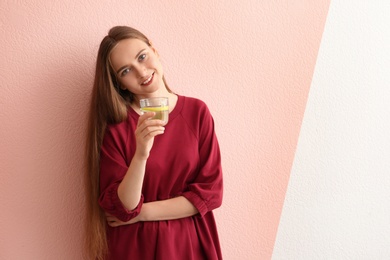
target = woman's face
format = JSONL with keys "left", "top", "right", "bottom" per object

{"left": 109, "top": 38, "right": 164, "bottom": 97}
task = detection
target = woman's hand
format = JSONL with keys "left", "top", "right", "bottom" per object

{"left": 134, "top": 112, "right": 165, "bottom": 159}
{"left": 105, "top": 212, "right": 141, "bottom": 227}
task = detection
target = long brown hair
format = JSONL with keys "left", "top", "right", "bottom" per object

{"left": 84, "top": 26, "right": 171, "bottom": 260}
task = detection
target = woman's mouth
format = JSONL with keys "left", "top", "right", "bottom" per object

{"left": 141, "top": 73, "right": 154, "bottom": 86}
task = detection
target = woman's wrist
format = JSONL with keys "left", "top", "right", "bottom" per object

{"left": 139, "top": 203, "right": 150, "bottom": 221}
{"left": 133, "top": 150, "right": 150, "bottom": 161}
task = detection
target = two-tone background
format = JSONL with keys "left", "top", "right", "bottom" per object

{"left": 1, "top": 1, "right": 389, "bottom": 259}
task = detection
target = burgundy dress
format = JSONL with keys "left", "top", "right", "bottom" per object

{"left": 98, "top": 95, "right": 223, "bottom": 259}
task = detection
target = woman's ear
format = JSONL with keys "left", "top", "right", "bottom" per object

{"left": 149, "top": 42, "right": 160, "bottom": 57}
{"left": 118, "top": 83, "right": 127, "bottom": 91}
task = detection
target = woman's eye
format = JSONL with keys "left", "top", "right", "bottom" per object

{"left": 139, "top": 54, "right": 146, "bottom": 61}
{"left": 121, "top": 68, "right": 131, "bottom": 77}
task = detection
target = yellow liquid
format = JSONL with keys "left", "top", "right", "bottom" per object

{"left": 141, "top": 106, "right": 169, "bottom": 124}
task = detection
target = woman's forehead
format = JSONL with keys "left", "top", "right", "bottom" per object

{"left": 112, "top": 38, "right": 148, "bottom": 56}
{"left": 110, "top": 38, "right": 149, "bottom": 66}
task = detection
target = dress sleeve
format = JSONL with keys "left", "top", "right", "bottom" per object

{"left": 98, "top": 124, "right": 143, "bottom": 222}
{"left": 182, "top": 105, "right": 223, "bottom": 217}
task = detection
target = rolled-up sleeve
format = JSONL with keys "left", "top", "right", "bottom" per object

{"left": 98, "top": 123, "right": 143, "bottom": 222}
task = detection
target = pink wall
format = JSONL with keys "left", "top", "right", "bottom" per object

{"left": 0, "top": 1, "right": 329, "bottom": 259}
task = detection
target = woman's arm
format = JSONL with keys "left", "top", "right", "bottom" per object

{"left": 141, "top": 196, "right": 199, "bottom": 221}
{"left": 105, "top": 100, "right": 222, "bottom": 226}
{"left": 117, "top": 112, "right": 165, "bottom": 210}
{"left": 116, "top": 153, "right": 147, "bottom": 211}
{"left": 106, "top": 196, "right": 198, "bottom": 227}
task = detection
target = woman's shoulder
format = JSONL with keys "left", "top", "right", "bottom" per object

{"left": 177, "top": 95, "right": 213, "bottom": 124}
{"left": 105, "top": 113, "right": 132, "bottom": 139}
{"left": 180, "top": 95, "right": 209, "bottom": 111}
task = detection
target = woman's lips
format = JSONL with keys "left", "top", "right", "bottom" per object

{"left": 141, "top": 72, "right": 154, "bottom": 86}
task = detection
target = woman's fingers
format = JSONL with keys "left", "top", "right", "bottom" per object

{"left": 106, "top": 215, "right": 124, "bottom": 227}
{"left": 105, "top": 212, "right": 140, "bottom": 227}
{"left": 134, "top": 112, "right": 166, "bottom": 158}
{"left": 108, "top": 221, "right": 118, "bottom": 227}
{"left": 106, "top": 218, "right": 134, "bottom": 227}
{"left": 106, "top": 213, "right": 118, "bottom": 226}
{"left": 139, "top": 125, "right": 165, "bottom": 138}
{"left": 137, "top": 112, "right": 159, "bottom": 126}
{"left": 108, "top": 221, "right": 121, "bottom": 227}
{"left": 136, "top": 116, "right": 165, "bottom": 140}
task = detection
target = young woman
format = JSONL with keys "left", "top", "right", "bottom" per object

{"left": 85, "top": 26, "right": 223, "bottom": 260}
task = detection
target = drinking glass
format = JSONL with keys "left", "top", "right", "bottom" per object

{"left": 140, "top": 97, "right": 169, "bottom": 124}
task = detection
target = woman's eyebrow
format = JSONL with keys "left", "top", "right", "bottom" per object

{"left": 116, "top": 48, "right": 146, "bottom": 74}
{"left": 134, "top": 48, "right": 146, "bottom": 59}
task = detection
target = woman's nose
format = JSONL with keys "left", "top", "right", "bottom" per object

{"left": 134, "top": 64, "right": 147, "bottom": 78}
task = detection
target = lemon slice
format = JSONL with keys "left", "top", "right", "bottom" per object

{"left": 141, "top": 106, "right": 169, "bottom": 112}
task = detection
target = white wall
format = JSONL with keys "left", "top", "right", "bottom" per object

{"left": 273, "top": 1, "right": 390, "bottom": 259}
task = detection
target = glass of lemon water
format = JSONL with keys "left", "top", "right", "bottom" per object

{"left": 140, "top": 97, "right": 169, "bottom": 124}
